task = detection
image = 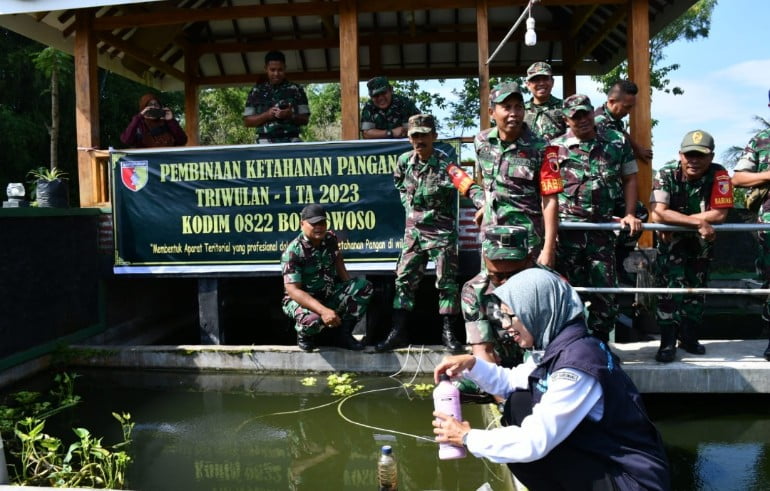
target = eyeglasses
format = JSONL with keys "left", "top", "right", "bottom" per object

{"left": 487, "top": 270, "right": 516, "bottom": 283}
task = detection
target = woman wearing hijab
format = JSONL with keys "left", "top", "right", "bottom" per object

{"left": 120, "top": 93, "right": 188, "bottom": 148}
{"left": 432, "top": 268, "right": 671, "bottom": 491}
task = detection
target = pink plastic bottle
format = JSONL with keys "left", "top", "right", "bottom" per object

{"left": 433, "top": 373, "right": 467, "bottom": 460}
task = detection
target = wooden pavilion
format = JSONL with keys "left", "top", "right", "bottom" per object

{"left": 1, "top": 0, "right": 698, "bottom": 221}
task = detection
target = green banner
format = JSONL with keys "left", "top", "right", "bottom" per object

{"left": 112, "top": 140, "right": 457, "bottom": 274}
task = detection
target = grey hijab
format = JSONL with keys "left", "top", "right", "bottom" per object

{"left": 493, "top": 268, "right": 585, "bottom": 351}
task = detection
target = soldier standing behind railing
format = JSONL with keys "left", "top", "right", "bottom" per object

{"left": 650, "top": 130, "right": 733, "bottom": 362}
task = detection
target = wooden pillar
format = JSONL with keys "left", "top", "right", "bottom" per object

{"left": 339, "top": 0, "right": 359, "bottom": 140}
{"left": 476, "top": 0, "right": 490, "bottom": 130}
{"left": 561, "top": 33, "right": 577, "bottom": 98}
{"left": 74, "top": 10, "right": 100, "bottom": 207}
{"left": 184, "top": 45, "right": 200, "bottom": 146}
{"left": 627, "top": 0, "right": 653, "bottom": 247}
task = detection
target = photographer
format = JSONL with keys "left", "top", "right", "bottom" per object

{"left": 243, "top": 50, "right": 310, "bottom": 144}
{"left": 120, "top": 93, "right": 188, "bottom": 148}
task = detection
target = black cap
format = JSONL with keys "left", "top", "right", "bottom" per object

{"left": 300, "top": 204, "right": 327, "bottom": 224}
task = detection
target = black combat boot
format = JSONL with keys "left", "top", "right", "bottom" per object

{"left": 297, "top": 332, "right": 316, "bottom": 352}
{"left": 655, "top": 323, "right": 677, "bottom": 363}
{"left": 677, "top": 319, "right": 705, "bottom": 355}
{"left": 375, "top": 309, "right": 409, "bottom": 352}
{"left": 441, "top": 315, "right": 464, "bottom": 353}
{"left": 335, "top": 319, "right": 365, "bottom": 351}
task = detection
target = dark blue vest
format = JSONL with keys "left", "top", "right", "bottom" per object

{"left": 527, "top": 321, "right": 671, "bottom": 490}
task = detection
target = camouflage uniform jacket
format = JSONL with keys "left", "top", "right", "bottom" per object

{"left": 361, "top": 94, "right": 420, "bottom": 131}
{"left": 394, "top": 148, "right": 458, "bottom": 250}
{"left": 281, "top": 230, "right": 341, "bottom": 300}
{"left": 735, "top": 128, "right": 770, "bottom": 214}
{"left": 524, "top": 95, "right": 566, "bottom": 141}
{"left": 472, "top": 125, "right": 548, "bottom": 229}
{"left": 593, "top": 104, "right": 626, "bottom": 134}
{"left": 243, "top": 79, "right": 310, "bottom": 139}
{"left": 650, "top": 162, "right": 733, "bottom": 242}
{"left": 550, "top": 126, "right": 637, "bottom": 222}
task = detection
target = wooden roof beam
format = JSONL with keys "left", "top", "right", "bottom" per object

{"left": 95, "top": 31, "right": 186, "bottom": 80}
{"left": 575, "top": 5, "right": 626, "bottom": 62}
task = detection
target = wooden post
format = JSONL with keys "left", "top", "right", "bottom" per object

{"left": 74, "top": 10, "right": 100, "bottom": 207}
{"left": 339, "top": 0, "right": 359, "bottom": 140}
{"left": 184, "top": 45, "right": 200, "bottom": 146}
{"left": 627, "top": 0, "right": 653, "bottom": 248}
{"left": 562, "top": 33, "right": 577, "bottom": 98}
{"left": 476, "top": 0, "right": 490, "bottom": 130}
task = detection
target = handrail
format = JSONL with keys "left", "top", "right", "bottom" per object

{"left": 559, "top": 222, "right": 769, "bottom": 232}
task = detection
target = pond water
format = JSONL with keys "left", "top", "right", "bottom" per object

{"left": 4, "top": 369, "right": 770, "bottom": 491}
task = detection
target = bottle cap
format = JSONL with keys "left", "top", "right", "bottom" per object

{"left": 439, "top": 373, "right": 450, "bottom": 382}
{"left": 381, "top": 445, "right": 392, "bottom": 455}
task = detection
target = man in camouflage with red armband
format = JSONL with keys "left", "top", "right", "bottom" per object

{"left": 651, "top": 130, "right": 733, "bottom": 362}
{"left": 550, "top": 94, "right": 642, "bottom": 343}
{"left": 375, "top": 114, "right": 464, "bottom": 353}
{"left": 450, "top": 81, "right": 560, "bottom": 267}
{"left": 731, "top": 90, "right": 770, "bottom": 361}
{"left": 281, "top": 204, "right": 373, "bottom": 352}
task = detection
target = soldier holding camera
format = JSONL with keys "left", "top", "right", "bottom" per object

{"left": 243, "top": 50, "right": 310, "bottom": 144}
{"left": 120, "top": 93, "right": 188, "bottom": 148}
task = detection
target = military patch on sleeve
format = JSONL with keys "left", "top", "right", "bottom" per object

{"left": 551, "top": 371, "right": 580, "bottom": 383}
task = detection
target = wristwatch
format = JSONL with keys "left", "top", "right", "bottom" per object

{"left": 386, "top": 129, "right": 393, "bottom": 138}
{"left": 462, "top": 431, "right": 469, "bottom": 448}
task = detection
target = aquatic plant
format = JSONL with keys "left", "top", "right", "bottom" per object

{"left": 0, "top": 372, "right": 134, "bottom": 488}
{"left": 326, "top": 373, "right": 363, "bottom": 397}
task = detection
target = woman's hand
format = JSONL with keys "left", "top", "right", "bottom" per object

{"left": 432, "top": 411, "right": 471, "bottom": 447}
{"left": 434, "top": 354, "right": 476, "bottom": 382}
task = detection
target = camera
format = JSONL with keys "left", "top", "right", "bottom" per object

{"left": 145, "top": 108, "right": 165, "bottom": 119}
{"left": 276, "top": 100, "right": 290, "bottom": 110}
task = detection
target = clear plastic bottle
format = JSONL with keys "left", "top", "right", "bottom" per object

{"left": 433, "top": 373, "right": 467, "bottom": 460}
{"left": 377, "top": 445, "right": 398, "bottom": 490}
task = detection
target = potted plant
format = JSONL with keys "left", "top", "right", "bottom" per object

{"left": 27, "top": 166, "right": 69, "bottom": 208}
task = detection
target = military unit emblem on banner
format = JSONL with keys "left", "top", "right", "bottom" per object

{"left": 121, "top": 161, "right": 149, "bottom": 192}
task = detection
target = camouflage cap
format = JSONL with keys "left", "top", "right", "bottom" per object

{"left": 482, "top": 226, "right": 529, "bottom": 261}
{"left": 489, "top": 82, "right": 523, "bottom": 107}
{"left": 407, "top": 114, "right": 436, "bottom": 136}
{"left": 562, "top": 94, "right": 594, "bottom": 118}
{"left": 680, "top": 130, "right": 715, "bottom": 154}
{"left": 526, "top": 61, "right": 553, "bottom": 81}
{"left": 367, "top": 76, "right": 391, "bottom": 96}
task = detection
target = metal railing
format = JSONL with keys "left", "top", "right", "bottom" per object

{"left": 560, "top": 221, "right": 770, "bottom": 296}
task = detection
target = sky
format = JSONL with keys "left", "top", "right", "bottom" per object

{"left": 418, "top": 0, "right": 770, "bottom": 168}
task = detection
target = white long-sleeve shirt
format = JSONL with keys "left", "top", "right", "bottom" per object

{"left": 463, "top": 356, "right": 604, "bottom": 463}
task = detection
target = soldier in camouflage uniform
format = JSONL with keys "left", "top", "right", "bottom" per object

{"left": 594, "top": 79, "right": 652, "bottom": 282}
{"left": 375, "top": 114, "right": 463, "bottom": 352}
{"left": 360, "top": 76, "right": 420, "bottom": 139}
{"left": 467, "top": 81, "right": 561, "bottom": 268}
{"left": 594, "top": 80, "right": 653, "bottom": 163}
{"left": 551, "top": 94, "right": 642, "bottom": 342}
{"left": 523, "top": 62, "right": 566, "bottom": 142}
{"left": 243, "top": 50, "right": 310, "bottom": 143}
{"left": 462, "top": 226, "right": 534, "bottom": 367}
{"left": 731, "top": 92, "right": 770, "bottom": 361}
{"left": 281, "top": 204, "right": 373, "bottom": 351}
{"left": 651, "top": 130, "right": 733, "bottom": 362}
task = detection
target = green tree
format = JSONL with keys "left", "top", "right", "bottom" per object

{"left": 31, "top": 47, "right": 72, "bottom": 171}
{"left": 198, "top": 86, "right": 252, "bottom": 145}
{"left": 591, "top": 0, "right": 717, "bottom": 94}
{"left": 721, "top": 115, "right": 770, "bottom": 169}
{"left": 302, "top": 83, "right": 342, "bottom": 141}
